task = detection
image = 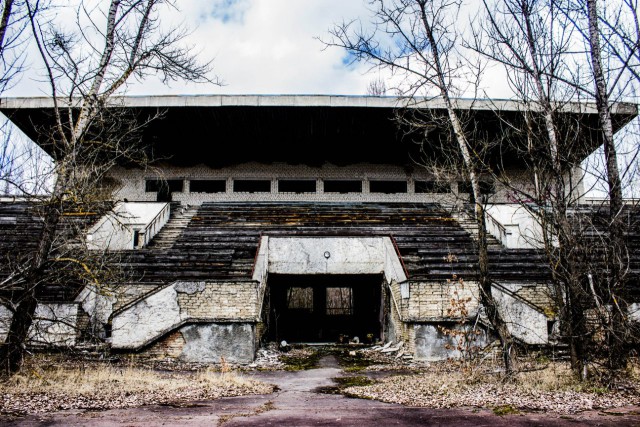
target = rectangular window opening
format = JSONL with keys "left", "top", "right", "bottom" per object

{"left": 278, "top": 179, "right": 317, "bottom": 193}
{"left": 287, "top": 287, "right": 314, "bottom": 312}
{"left": 457, "top": 181, "right": 495, "bottom": 195}
{"left": 145, "top": 179, "right": 183, "bottom": 193}
{"left": 369, "top": 180, "right": 407, "bottom": 194}
{"left": 415, "top": 180, "right": 451, "bottom": 194}
{"left": 233, "top": 179, "right": 271, "bottom": 193}
{"left": 324, "top": 180, "right": 362, "bottom": 193}
{"left": 326, "top": 287, "right": 353, "bottom": 316}
{"left": 190, "top": 180, "right": 226, "bottom": 193}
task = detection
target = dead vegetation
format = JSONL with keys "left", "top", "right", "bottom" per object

{"left": 343, "top": 358, "right": 640, "bottom": 414}
{"left": 0, "top": 356, "right": 273, "bottom": 415}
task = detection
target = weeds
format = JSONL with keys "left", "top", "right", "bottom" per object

{"left": 493, "top": 404, "right": 519, "bottom": 416}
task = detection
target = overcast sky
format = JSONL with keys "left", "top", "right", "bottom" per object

{"left": 6, "top": 0, "right": 383, "bottom": 97}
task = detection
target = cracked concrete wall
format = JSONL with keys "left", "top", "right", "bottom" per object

{"left": 111, "top": 286, "right": 181, "bottom": 349}
{"left": 75, "top": 285, "right": 116, "bottom": 337}
{"left": 494, "top": 287, "right": 548, "bottom": 345}
{"left": 269, "top": 237, "right": 385, "bottom": 275}
{"left": 0, "top": 303, "right": 80, "bottom": 346}
{"left": 179, "top": 323, "right": 256, "bottom": 364}
{"left": 111, "top": 281, "right": 260, "bottom": 350}
{"left": 267, "top": 237, "right": 406, "bottom": 284}
{"left": 413, "top": 323, "right": 491, "bottom": 361}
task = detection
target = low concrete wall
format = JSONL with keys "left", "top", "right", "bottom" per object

{"left": 87, "top": 202, "right": 169, "bottom": 250}
{"left": 180, "top": 323, "right": 256, "bottom": 364}
{"left": 413, "top": 323, "right": 490, "bottom": 361}
{"left": 111, "top": 281, "right": 260, "bottom": 350}
{"left": 493, "top": 286, "right": 548, "bottom": 345}
{"left": 0, "top": 303, "right": 80, "bottom": 346}
{"left": 486, "top": 204, "right": 544, "bottom": 249}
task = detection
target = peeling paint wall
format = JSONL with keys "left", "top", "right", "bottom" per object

{"left": 111, "top": 286, "right": 181, "bottom": 349}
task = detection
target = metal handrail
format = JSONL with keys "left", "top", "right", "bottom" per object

{"left": 485, "top": 210, "right": 509, "bottom": 241}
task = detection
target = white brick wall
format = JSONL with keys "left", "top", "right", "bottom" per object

{"left": 106, "top": 163, "right": 540, "bottom": 205}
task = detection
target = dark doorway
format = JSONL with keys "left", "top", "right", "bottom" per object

{"left": 146, "top": 179, "right": 183, "bottom": 202}
{"left": 267, "top": 274, "right": 383, "bottom": 343}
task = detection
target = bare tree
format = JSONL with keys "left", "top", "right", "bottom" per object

{"left": 471, "top": 0, "right": 594, "bottom": 379}
{"left": 564, "top": 0, "right": 638, "bottom": 372}
{"left": 366, "top": 77, "right": 387, "bottom": 96}
{"left": 323, "top": 0, "right": 515, "bottom": 374}
{"left": 0, "top": 0, "right": 216, "bottom": 375}
{"left": 473, "top": 0, "right": 640, "bottom": 380}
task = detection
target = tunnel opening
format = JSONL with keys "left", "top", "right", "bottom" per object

{"left": 266, "top": 273, "right": 384, "bottom": 344}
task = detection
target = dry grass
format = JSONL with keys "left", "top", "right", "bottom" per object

{"left": 3, "top": 365, "right": 253, "bottom": 395}
{"left": 0, "top": 361, "right": 274, "bottom": 415}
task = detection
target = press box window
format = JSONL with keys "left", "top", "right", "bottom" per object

{"left": 415, "top": 181, "right": 451, "bottom": 194}
{"left": 324, "top": 180, "right": 362, "bottom": 193}
{"left": 190, "top": 180, "right": 226, "bottom": 193}
{"left": 326, "top": 287, "right": 353, "bottom": 316}
{"left": 369, "top": 180, "right": 407, "bottom": 194}
{"left": 457, "top": 181, "right": 495, "bottom": 194}
{"left": 287, "top": 287, "right": 313, "bottom": 312}
{"left": 145, "top": 179, "right": 183, "bottom": 192}
{"left": 278, "top": 179, "right": 316, "bottom": 193}
{"left": 233, "top": 179, "right": 271, "bottom": 193}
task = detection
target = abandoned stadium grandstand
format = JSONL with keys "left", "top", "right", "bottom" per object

{"left": 1, "top": 95, "right": 639, "bottom": 363}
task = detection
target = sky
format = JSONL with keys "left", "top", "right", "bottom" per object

{"left": 5, "top": 0, "right": 383, "bottom": 97}
{"left": 5, "top": 0, "right": 513, "bottom": 98}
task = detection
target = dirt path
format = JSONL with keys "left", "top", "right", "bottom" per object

{"left": 2, "top": 355, "right": 639, "bottom": 426}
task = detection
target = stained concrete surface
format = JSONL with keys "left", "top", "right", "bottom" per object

{"left": 2, "top": 356, "right": 639, "bottom": 426}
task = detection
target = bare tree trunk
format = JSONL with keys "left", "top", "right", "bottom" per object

{"left": 1, "top": 0, "right": 213, "bottom": 376}
{"left": 0, "top": 172, "right": 66, "bottom": 375}
{"left": 418, "top": 2, "right": 514, "bottom": 374}
{"left": 585, "top": 0, "right": 629, "bottom": 371}
{"left": 0, "top": 0, "right": 15, "bottom": 56}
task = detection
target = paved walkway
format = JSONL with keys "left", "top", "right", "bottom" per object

{"left": 2, "top": 356, "right": 640, "bottom": 426}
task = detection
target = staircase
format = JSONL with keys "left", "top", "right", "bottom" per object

{"left": 146, "top": 204, "right": 199, "bottom": 249}
{"left": 450, "top": 208, "right": 503, "bottom": 249}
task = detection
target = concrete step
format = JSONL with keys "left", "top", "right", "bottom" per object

{"left": 450, "top": 210, "right": 503, "bottom": 248}
{"left": 147, "top": 205, "right": 199, "bottom": 249}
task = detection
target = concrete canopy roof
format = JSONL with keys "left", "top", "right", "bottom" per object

{"left": 0, "top": 95, "right": 637, "bottom": 168}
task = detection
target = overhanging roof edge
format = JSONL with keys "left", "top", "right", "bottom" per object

{"left": 0, "top": 94, "right": 637, "bottom": 117}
